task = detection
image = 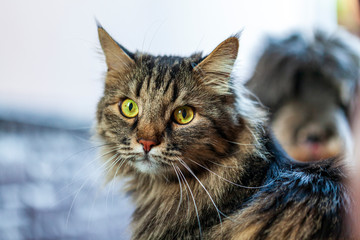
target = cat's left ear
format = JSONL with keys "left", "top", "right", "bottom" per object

{"left": 193, "top": 36, "right": 239, "bottom": 94}
{"left": 97, "top": 25, "right": 135, "bottom": 72}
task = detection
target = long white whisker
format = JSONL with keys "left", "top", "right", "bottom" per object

{"left": 186, "top": 157, "right": 274, "bottom": 189}
{"left": 177, "top": 166, "right": 191, "bottom": 216}
{"left": 108, "top": 156, "right": 129, "bottom": 204}
{"left": 175, "top": 166, "right": 202, "bottom": 239}
{"left": 58, "top": 147, "right": 119, "bottom": 194}
{"left": 177, "top": 158, "right": 224, "bottom": 227}
{"left": 51, "top": 143, "right": 114, "bottom": 177}
{"left": 65, "top": 152, "right": 120, "bottom": 227}
{"left": 105, "top": 155, "right": 124, "bottom": 207}
{"left": 171, "top": 163, "right": 183, "bottom": 214}
{"left": 56, "top": 148, "right": 119, "bottom": 205}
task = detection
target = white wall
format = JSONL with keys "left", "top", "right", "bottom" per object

{"left": 0, "top": 0, "right": 337, "bottom": 122}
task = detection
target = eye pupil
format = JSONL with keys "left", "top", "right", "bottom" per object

{"left": 182, "top": 109, "right": 187, "bottom": 119}
{"left": 173, "top": 106, "right": 194, "bottom": 125}
{"left": 120, "top": 99, "right": 139, "bottom": 118}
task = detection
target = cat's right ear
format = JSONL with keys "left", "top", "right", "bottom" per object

{"left": 192, "top": 36, "right": 239, "bottom": 94}
{"left": 97, "top": 25, "right": 135, "bottom": 72}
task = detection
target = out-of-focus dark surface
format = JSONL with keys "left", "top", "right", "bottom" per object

{"left": 0, "top": 110, "right": 133, "bottom": 240}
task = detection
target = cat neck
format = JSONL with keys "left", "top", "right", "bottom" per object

{"left": 126, "top": 126, "right": 272, "bottom": 240}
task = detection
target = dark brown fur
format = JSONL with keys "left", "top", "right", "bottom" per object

{"left": 95, "top": 25, "right": 350, "bottom": 240}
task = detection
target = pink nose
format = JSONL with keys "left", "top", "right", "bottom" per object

{"left": 138, "top": 139, "right": 158, "bottom": 153}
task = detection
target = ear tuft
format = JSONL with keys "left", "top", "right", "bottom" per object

{"left": 193, "top": 37, "right": 239, "bottom": 94}
{"left": 97, "top": 26, "right": 135, "bottom": 72}
{"left": 95, "top": 18, "right": 103, "bottom": 29}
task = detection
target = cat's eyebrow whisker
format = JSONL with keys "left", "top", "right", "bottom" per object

{"left": 177, "top": 158, "right": 224, "bottom": 230}
{"left": 175, "top": 165, "right": 202, "bottom": 240}
{"left": 147, "top": 19, "right": 166, "bottom": 53}
{"left": 171, "top": 163, "right": 183, "bottom": 215}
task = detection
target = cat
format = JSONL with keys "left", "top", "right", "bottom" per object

{"left": 95, "top": 24, "right": 350, "bottom": 240}
{"left": 246, "top": 30, "right": 360, "bottom": 162}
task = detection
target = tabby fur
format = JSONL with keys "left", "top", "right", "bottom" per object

{"left": 95, "top": 25, "right": 350, "bottom": 240}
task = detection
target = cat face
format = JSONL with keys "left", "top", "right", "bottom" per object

{"left": 96, "top": 26, "right": 241, "bottom": 175}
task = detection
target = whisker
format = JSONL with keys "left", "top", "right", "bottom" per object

{"left": 105, "top": 155, "right": 126, "bottom": 208}
{"left": 86, "top": 189, "right": 101, "bottom": 230}
{"left": 186, "top": 157, "right": 275, "bottom": 189}
{"left": 106, "top": 152, "right": 132, "bottom": 204}
{"left": 147, "top": 19, "right": 166, "bottom": 53}
{"left": 177, "top": 158, "right": 224, "bottom": 228}
{"left": 56, "top": 146, "right": 119, "bottom": 201}
{"left": 175, "top": 166, "right": 202, "bottom": 239}
{"left": 51, "top": 142, "right": 114, "bottom": 177}
{"left": 245, "top": 125, "right": 262, "bottom": 148}
{"left": 177, "top": 166, "right": 191, "bottom": 216}
{"left": 65, "top": 151, "right": 120, "bottom": 227}
{"left": 61, "top": 146, "right": 119, "bottom": 191}
{"left": 171, "top": 163, "right": 183, "bottom": 214}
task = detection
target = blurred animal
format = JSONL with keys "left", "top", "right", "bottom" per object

{"left": 246, "top": 30, "right": 360, "bottom": 162}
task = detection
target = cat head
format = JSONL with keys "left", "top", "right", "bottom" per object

{"left": 96, "top": 26, "right": 258, "bottom": 178}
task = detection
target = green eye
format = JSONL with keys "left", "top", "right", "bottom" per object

{"left": 173, "top": 106, "right": 194, "bottom": 125}
{"left": 120, "top": 99, "right": 139, "bottom": 118}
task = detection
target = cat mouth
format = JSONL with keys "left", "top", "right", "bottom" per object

{"left": 136, "top": 154, "right": 151, "bottom": 162}
{"left": 132, "top": 154, "right": 153, "bottom": 164}
{"left": 132, "top": 154, "right": 160, "bottom": 173}
{"left": 131, "top": 153, "right": 176, "bottom": 173}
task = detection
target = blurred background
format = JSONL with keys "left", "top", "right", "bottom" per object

{"left": 0, "top": 0, "right": 359, "bottom": 239}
